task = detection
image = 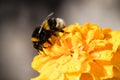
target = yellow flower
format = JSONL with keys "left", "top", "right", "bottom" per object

{"left": 31, "top": 23, "right": 120, "bottom": 80}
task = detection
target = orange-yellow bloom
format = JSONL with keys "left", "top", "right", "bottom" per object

{"left": 31, "top": 23, "right": 120, "bottom": 80}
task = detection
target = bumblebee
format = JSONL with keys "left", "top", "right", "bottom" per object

{"left": 31, "top": 13, "right": 66, "bottom": 52}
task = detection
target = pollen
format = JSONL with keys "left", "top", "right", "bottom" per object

{"left": 31, "top": 23, "right": 120, "bottom": 80}
{"left": 44, "top": 22, "right": 50, "bottom": 30}
{"left": 31, "top": 37, "right": 39, "bottom": 42}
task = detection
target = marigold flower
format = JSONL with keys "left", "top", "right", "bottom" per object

{"left": 31, "top": 23, "right": 120, "bottom": 80}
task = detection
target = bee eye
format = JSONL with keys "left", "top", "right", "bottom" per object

{"left": 48, "top": 18, "right": 56, "bottom": 29}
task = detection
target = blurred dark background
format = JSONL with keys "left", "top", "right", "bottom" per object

{"left": 0, "top": 0, "right": 120, "bottom": 80}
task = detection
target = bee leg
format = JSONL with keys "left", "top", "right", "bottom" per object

{"left": 39, "top": 46, "right": 43, "bottom": 51}
{"left": 39, "top": 46, "right": 46, "bottom": 54}
{"left": 39, "top": 50, "right": 46, "bottom": 55}
{"left": 60, "top": 29, "right": 69, "bottom": 34}
{"left": 47, "top": 39, "right": 52, "bottom": 45}
{"left": 53, "top": 33, "right": 58, "bottom": 37}
{"left": 60, "top": 29, "right": 64, "bottom": 32}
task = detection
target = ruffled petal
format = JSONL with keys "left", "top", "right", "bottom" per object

{"left": 31, "top": 23, "right": 120, "bottom": 80}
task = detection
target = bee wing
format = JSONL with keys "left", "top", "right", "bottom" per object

{"left": 46, "top": 12, "right": 54, "bottom": 20}
{"left": 39, "top": 12, "right": 54, "bottom": 34}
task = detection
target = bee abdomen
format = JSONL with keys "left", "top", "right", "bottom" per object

{"left": 56, "top": 18, "right": 66, "bottom": 29}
